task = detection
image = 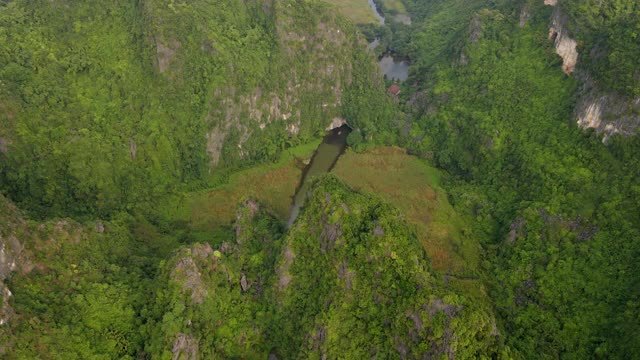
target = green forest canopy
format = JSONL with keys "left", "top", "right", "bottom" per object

{"left": 1, "top": 0, "right": 640, "bottom": 358}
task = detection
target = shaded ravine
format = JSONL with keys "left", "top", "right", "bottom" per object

{"left": 287, "top": 125, "right": 351, "bottom": 227}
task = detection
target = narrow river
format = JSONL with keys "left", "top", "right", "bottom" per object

{"left": 287, "top": 125, "right": 351, "bottom": 227}
{"left": 368, "top": 0, "right": 385, "bottom": 24}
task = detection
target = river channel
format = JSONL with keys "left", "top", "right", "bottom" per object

{"left": 287, "top": 125, "right": 351, "bottom": 227}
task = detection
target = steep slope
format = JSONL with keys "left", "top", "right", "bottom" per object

{"left": 0, "top": 193, "right": 166, "bottom": 358}
{"left": 270, "top": 176, "right": 500, "bottom": 358}
{"left": 545, "top": 0, "right": 640, "bottom": 140}
{"left": 145, "top": 198, "right": 284, "bottom": 358}
{"left": 395, "top": 0, "right": 640, "bottom": 357}
{"left": 146, "top": 177, "right": 505, "bottom": 358}
{"left": 0, "top": 0, "right": 393, "bottom": 219}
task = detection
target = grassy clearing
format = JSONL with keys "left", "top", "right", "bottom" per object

{"left": 160, "top": 141, "right": 320, "bottom": 242}
{"left": 163, "top": 144, "right": 481, "bottom": 279}
{"left": 322, "top": 0, "right": 380, "bottom": 24}
{"left": 332, "top": 146, "right": 481, "bottom": 276}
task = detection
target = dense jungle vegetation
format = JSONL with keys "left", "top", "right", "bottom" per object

{"left": 0, "top": 0, "right": 395, "bottom": 219}
{"left": 391, "top": 0, "right": 640, "bottom": 357}
{"left": 1, "top": 0, "right": 639, "bottom": 358}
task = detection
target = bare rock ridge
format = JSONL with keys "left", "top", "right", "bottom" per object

{"left": 171, "top": 333, "right": 198, "bottom": 360}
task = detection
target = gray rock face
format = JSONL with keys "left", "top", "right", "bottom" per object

{"left": 0, "top": 138, "right": 8, "bottom": 155}
{"left": 0, "top": 200, "right": 27, "bottom": 328}
{"left": 548, "top": 6, "right": 578, "bottom": 75}
{"left": 575, "top": 78, "right": 640, "bottom": 141}
{"left": 0, "top": 236, "right": 21, "bottom": 281}
{"left": 544, "top": 1, "right": 640, "bottom": 140}
{"left": 325, "top": 117, "right": 347, "bottom": 131}
{"left": 519, "top": 5, "right": 530, "bottom": 28}
{"left": 171, "top": 333, "right": 199, "bottom": 360}
{"left": 240, "top": 273, "right": 249, "bottom": 292}
{"left": 171, "top": 244, "right": 214, "bottom": 305}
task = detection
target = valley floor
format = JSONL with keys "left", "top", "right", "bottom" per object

{"left": 166, "top": 142, "right": 487, "bottom": 301}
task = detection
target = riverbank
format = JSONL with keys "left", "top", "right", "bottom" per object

{"left": 163, "top": 142, "right": 481, "bottom": 276}
{"left": 288, "top": 125, "right": 351, "bottom": 227}
{"left": 158, "top": 141, "right": 320, "bottom": 243}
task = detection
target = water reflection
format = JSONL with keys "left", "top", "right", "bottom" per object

{"left": 379, "top": 55, "right": 409, "bottom": 82}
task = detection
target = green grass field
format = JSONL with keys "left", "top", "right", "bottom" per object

{"left": 321, "top": 0, "right": 409, "bottom": 25}
{"left": 322, "top": 0, "right": 380, "bottom": 24}
{"left": 159, "top": 141, "right": 320, "bottom": 244}
{"left": 332, "top": 147, "right": 481, "bottom": 276}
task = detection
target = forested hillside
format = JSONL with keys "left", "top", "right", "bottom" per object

{"left": 0, "top": 174, "right": 508, "bottom": 358}
{"left": 0, "top": 0, "right": 393, "bottom": 219}
{"left": 145, "top": 177, "right": 504, "bottom": 358}
{"left": 390, "top": 0, "right": 640, "bottom": 357}
{"left": 1, "top": 0, "right": 640, "bottom": 358}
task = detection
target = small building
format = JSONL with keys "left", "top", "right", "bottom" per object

{"left": 387, "top": 84, "right": 401, "bottom": 97}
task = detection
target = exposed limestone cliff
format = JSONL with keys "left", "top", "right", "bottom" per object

{"left": 575, "top": 78, "right": 640, "bottom": 142}
{"left": 204, "top": 16, "right": 357, "bottom": 166}
{"left": 0, "top": 196, "right": 30, "bottom": 329}
{"left": 547, "top": 5, "right": 578, "bottom": 75}
{"left": 325, "top": 117, "right": 348, "bottom": 130}
{"left": 145, "top": 0, "right": 376, "bottom": 168}
{"left": 519, "top": 4, "right": 531, "bottom": 28}
{"left": 544, "top": 1, "right": 640, "bottom": 140}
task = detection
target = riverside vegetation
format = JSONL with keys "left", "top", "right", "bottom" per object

{"left": 1, "top": 0, "right": 640, "bottom": 359}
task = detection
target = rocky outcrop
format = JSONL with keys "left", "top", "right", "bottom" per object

{"left": 156, "top": 38, "right": 181, "bottom": 74}
{"left": 468, "top": 14, "right": 484, "bottom": 44}
{"left": 171, "top": 244, "right": 214, "bottom": 305}
{"left": 544, "top": 1, "right": 640, "bottom": 140}
{"left": 547, "top": 5, "right": 578, "bottom": 75}
{"left": 171, "top": 333, "right": 199, "bottom": 360}
{"left": 325, "top": 117, "right": 348, "bottom": 131}
{"left": 0, "top": 234, "right": 23, "bottom": 290}
{"left": 466, "top": 9, "right": 505, "bottom": 46}
{"left": 519, "top": 5, "right": 531, "bottom": 28}
{"left": 0, "top": 196, "right": 29, "bottom": 328}
{"left": 575, "top": 78, "right": 640, "bottom": 141}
